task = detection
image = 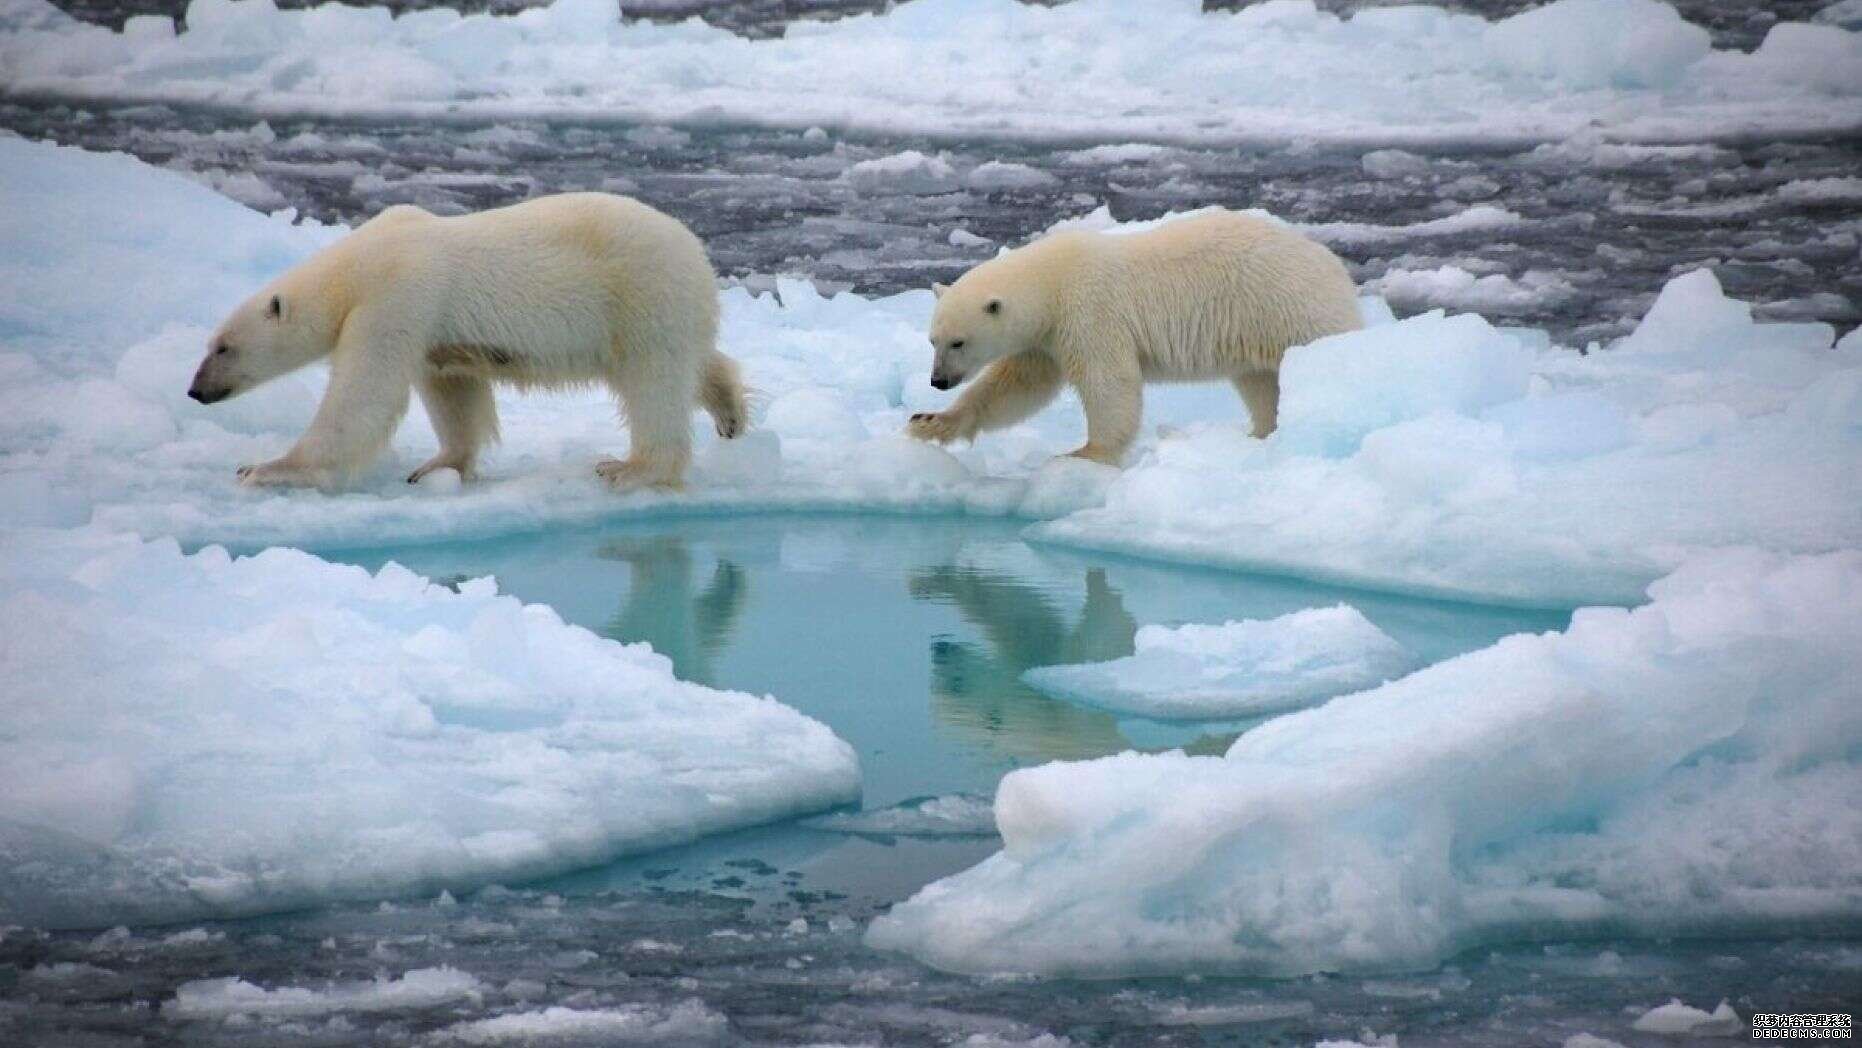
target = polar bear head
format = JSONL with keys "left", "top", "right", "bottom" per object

{"left": 926, "top": 249, "right": 1057, "bottom": 390}
{"left": 188, "top": 275, "right": 338, "bottom": 404}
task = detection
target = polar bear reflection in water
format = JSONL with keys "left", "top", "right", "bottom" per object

{"left": 574, "top": 521, "right": 1243, "bottom": 772}
{"left": 596, "top": 537, "right": 747, "bottom": 688}
{"left": 910, "top": 566, "right": 1240, "bottom": 763}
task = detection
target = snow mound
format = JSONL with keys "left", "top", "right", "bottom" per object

{"left": 868, "top": 549, "right": 1862, "bottom": 976}
{"left": 0, "top": 132, "right": 341, "bottom": 363}
{"left": 1023, "top": 605, "right": 1414, "bottom": 720}
{"left": 803, "top": 794, "right": 998, "bottom": 837}
{"left": 1484, "top": 0, "right": 1709, "bottom": 89}
{"left": 0, "top": 528, "right": 859, "bottom": 928}
{"left": 1366, "top": 266, "right": 1577, "bottom": 314}
{"left": 0, "top": 0, "right": 1856, "bottom": 144}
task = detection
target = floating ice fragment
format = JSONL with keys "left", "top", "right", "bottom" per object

{"left": 804, "top": 795, "right": 998, "bottom": 837}
{"left": 171, "top": 967, "right": 483, "bottom": 1018}
{"left": 1631, "top": 999, "right": 1744, "bottom": 1037}
{"left": 1024, "top": 606, "right": 1413, "bottom": 720}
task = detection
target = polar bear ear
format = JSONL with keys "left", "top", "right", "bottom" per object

{"left": 931, "top": 282, "right": 948, "bottom": 299}
{"left": 266, "top": 294, "right": 283, "bottom": 320}
{"left": 985, "top": 298, "right": 1001, "bottom": 315}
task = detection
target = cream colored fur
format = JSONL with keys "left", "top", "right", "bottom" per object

{"left": 909, "top": 210, "right": 1360, "bottom": 464}
{"left": 188, "top": 193, "right": 746, "bottom": 490}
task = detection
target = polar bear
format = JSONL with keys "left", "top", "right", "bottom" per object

{"left": 188, "top": 193, "right": 746, "bottom": 490}
{"left": 907, "top": 210, "right": 1359, "bottom": 464}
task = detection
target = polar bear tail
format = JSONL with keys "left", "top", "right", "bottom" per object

{"left": 700, "top": 350, "right": 749, "bottom": 439}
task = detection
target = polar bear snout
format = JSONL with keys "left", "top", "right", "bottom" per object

{"left": 188, "top": 343, "right": 238, "bottom": 404}
{"left": 929, "top": 363, "right": 967, "bottom": 390}
{"left": 187, "top": 370, "right": 231, "bottom": 404}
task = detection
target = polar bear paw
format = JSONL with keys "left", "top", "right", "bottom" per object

{"left": 907, "top": 411, "right": 967, "bottom": 445}
{"left": 596, "top": 456, "right": 684, "bottom": 491}
{"left": 408, "top": 453, "right": 476, "bottom": 484}
{"left": 237, "top": 459, "right": 324, "bottom": 488}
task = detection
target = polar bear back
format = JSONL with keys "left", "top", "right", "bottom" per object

{"left": 349, "top": 194, "right": 719, "bottom": 385}
{"left": 1058, "top": 211, "right": 1359, "bottom": 377}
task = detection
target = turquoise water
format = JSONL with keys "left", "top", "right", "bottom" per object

{"left": 341, "top": 512, "right": 1567, "bottom": 903}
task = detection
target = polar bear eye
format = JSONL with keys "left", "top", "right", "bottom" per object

{"left": 215, "top": 343, "right": 232, "bottom": 356}
{"left": 950, "top": 339, "right": 966, "bottom": 350}
{"left": 266, "top": 295, "right": 282, "bottom": 320}
{"left": 985, "top": 299, "right": 1001, "bottom": 315}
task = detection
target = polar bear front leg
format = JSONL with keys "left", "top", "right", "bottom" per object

{"left": 409, "top": 372, "right": 499, "bottom": 483}
{"left": 909, "top": 352, "right": 1062, "bottom": 444}
{"left": 240, "top": 315, "right": 414, "bottom": 488}
{"left": 1066, "top": 354, "right": 1142, "bottom": 466}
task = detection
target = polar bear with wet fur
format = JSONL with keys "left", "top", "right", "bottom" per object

{"left": 908, "top": 210, "right": 1360, "bottom": 464}
{"left": 189, "top": 193, "right": 746, "bottom": 490}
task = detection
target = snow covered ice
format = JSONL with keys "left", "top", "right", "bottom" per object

{"left": 1, "top": 0, "right": 1859, "bottom": 144}
{"left": 0, "top": 526, "right": 859, "bottom": 928}
{"left": 1035, "top": 266, "right": 1862, "bottom": 607}
{"left": 1023, "top": 605, "right": 1414, "bottom": 720}
{"left": 5, "top": 136, "right": 1857, "bottom": 612}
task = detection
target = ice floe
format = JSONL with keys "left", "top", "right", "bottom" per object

{"left": 0, "top": 527, "right": 858, "bottom": 927}
{"left": 6, "top": 138, "right": 1858, "bottom": 611}
{"left": 171, "top": 966, "right": 483, "bottom": 1018}
{"left": 1023, "top": 605, "right": 1414, "bottom": 720}
{"left": 0, "top": 0, "right": 1857, "bottom": 145}
{"left": 803, "top": 794, "right": 999, "bottom": 838}
{"left": 866, "top": 549, "right": 1862, "bottom": 976}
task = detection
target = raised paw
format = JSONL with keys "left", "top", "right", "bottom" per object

{"left": 595, "top": 457, "right": 683, "bottom": 492}
{"left": 907, "top": 411, "right": 964, "bottom": 444}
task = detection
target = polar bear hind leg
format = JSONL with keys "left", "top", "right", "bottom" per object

{"left": 1233, "top": 370, "right": 1280, "bottom": 439}
{"left": 598, "top": 334, "right": 699, "bottom": 490}
{"left": 699, "top": 350, "right": 748, "bottom": 439}
{"left": 409, "top": 371, "right": 500, "bottom": 483}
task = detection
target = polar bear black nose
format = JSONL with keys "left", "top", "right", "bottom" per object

{"left": 930, "top": 375, "right": 952, "bottom": 391}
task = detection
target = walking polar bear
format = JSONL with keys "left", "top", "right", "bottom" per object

{"left": 188, "top": 193, "right": 746, "bottom": 490}
{"left": 908, "top": 210, "right": 1360, "bottom": 464}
